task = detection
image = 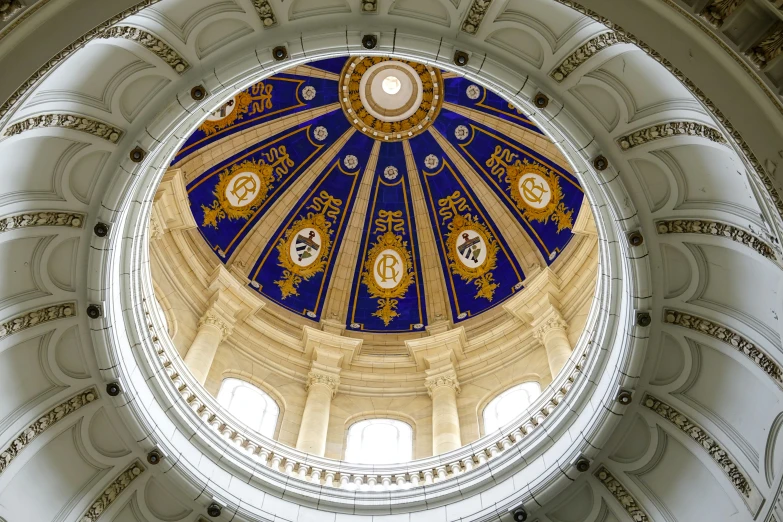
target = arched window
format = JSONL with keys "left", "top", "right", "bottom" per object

{"left": 216, "top": 378, "right": 279, "bottom": 438}
{"left": 483, "top": 382, "right": 542, "bottom": 434}
{"left": 345, "top": 419, "right": 413, "bottom": 464}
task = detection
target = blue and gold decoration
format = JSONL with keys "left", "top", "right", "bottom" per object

{"left": 409, "top": 131, "right": 525, "bottom": 321}
{"left": 180, "top": 55, "right": 588, "bottom": 329}
{"left": 248, "top": 131, "right": 373, "bottom": 321}
{"left": 346, "top": 142, "right": 426, "bottom": 332}
{"left": 434, "top": 110, "right": 584, "bottom": 263}
{"left": 443, "top": 77, "right": 543, "bottom": 135}
{"left": 173, "top": 72, "right": 339, "bottom": 164}
{"left": 186, "top": 108, "right": 350, "bottom": 261}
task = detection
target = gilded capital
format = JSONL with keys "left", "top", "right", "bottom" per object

{"left": 424, "top": 370, "right": 461, "bottom": 397}
{"left": 198, "top": 309, "right": 233, "bottom": 341}
{"left": 306, "top": 369, "right": 340, "bottom": 397}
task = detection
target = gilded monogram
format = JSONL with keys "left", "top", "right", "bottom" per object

{"left": 201, "top": 146, "right": 294, "bottom": 229}
{"left": 361, "top": 210, "right": 414, "bottom": 326}
{"left": 486, "top": 146, "right": 573, "bottom": 233}
{"left": 199, "top": 82, "right": 275, "bottom": 135}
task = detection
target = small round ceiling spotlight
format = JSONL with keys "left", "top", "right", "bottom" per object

{"left": 593, "top": 155, "right": 608, "bottom": 171}
{"left": 533, "top": 92, "right": 549, "bottom": 109}
{"left": 207, "top": 503, "right": 223, "bottom": 518}
{"left": 272, "top": 46, "right": 288, "bottom": 61}
{"left": 106, "top": 382, "right": 122, "bottom": 397}
{"left": 190, "top": 85, "right": 207, "bottom": 101}
{"left": 636, "top": 311, "right": 652, "bottom": 327}
{"left": 575, "top": 456, "right": 591, "bottom": 472}
{"left": 147, "top": 449, "right": 162, "bottom": 465}
{"left": 453, "top": 50, "right": 469, "bottom": 67}
{"left": 616, "top": 389, "right": 633, "bottom": 405}
{"left": 362, "top": 34, "right": 378, "bottom": 50}
{"left": 512, "top": 507, "right": 528, "bottom": 521}
{"left": 86, "top": 304, "right": 102, "bottom": 319}
{"left": 129, "top": 146, "right": 146, "bottom": 163}
{"left": 627, "top": 230, "right": 644, "bottom": 247}
{"left": 93, "top": 222, "right": 109, "bottom": 237}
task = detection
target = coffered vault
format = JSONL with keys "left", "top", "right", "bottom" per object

{"left": 0, "top": 1, "right": 783, "bottom": 522}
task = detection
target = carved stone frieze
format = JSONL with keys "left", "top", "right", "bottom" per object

{"left": 701, "top": 0, "right": 744, "bottom": 27}
{"left": 663, "top": 309, "right": 783, "bottom": 390}
{"left": 360, "top": 0, "right": 378, "bottom": 12}
{"left": 656, "top": 219, "right": 776, "bottom": 259}
{"left": 0, "top": 0, "right": 23, "bottom": 22}
{"left": 551, "top": 32, "right": 630, "bottom": 82}
{"left": 306, "top": 369, "right": 340, "bottom": 397}
{"left": 99, "top": 26, "right": 189, "bottom": 73}
{"left": 5, "top": 114, "right": 123, "bottom": 142}
{"left": 748, "top": 22, "right": 783, "bottom": 69}
{"left": 425, "top": 370, "right": 461, "bottom": 397}
{"left": 617, "top": 121, "right": 726, "bottom": 150}
{"left": 0, "top": 387, "right": 98, "bottom": 476}
{"left": 0, "top": 211, "right": 85, "bottom": 233}
{"left": 594, "top": 466, "right": 651, "bottom": 522}
{"left": 0, "top": 0, "right": 163, "bottom": 120}
{"left": 79, "top": 461, "right": 145, "bottom": 522}
{"left": 252, "top": 0, "right": 278, "bottom": 27}
{"left": 461, "top": 0, "right": 493, "bottom": 35}
{"left": 198, "top": 309, "right": 233, "bottom": 341}
{"left": 0, "top": 302, "right": 76, "bottom": 340}
{"left": 642, "top": 394, "right": 752, "bottom": 498}
{"left": 551, "top": 0, "right": 783, "bottom": 223}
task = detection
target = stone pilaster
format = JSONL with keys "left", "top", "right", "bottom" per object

{"left": 296, "top": 365, "right": 341, "bottom": 456}
{"left": 425, "top": 367, "right": 462, "bottom": 455}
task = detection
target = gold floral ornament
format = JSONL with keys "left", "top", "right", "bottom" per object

{"left": 486, "top": 146, "right": 574, "bottom": 233}
{"left": 438, "top": 191, "right": 499, "bottom": 301}
{"left": 275, "top": 191, "right": 343, "bottom": 299}
{"left": 201, "top": 146, "right": 293, "bottom": 229}
{"left": 361, "top": 210, "right": 415, "bottom": 326}
{"left": 199, "top": 82, "right": 274, "bottom": 136}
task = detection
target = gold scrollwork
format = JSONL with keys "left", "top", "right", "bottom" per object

{"left": 274, "top": 191, "right": 342, "bottom": 299}
{"left": 361, "top": 210, "right": 415, "bottom": 326}
{"left": 201, "top": 146, "right": 294, "bottom": 229}
{"left": 199, "top": 82, "right": 274, "bottom": 136}
{"left": 485, "top": 146, "right": 574, "bottom": 233}
{"left": 438, "top": 192, "right": 499, "bottom": 301}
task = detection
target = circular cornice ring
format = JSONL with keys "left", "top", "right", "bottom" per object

{"left": 83, "top": 33, "right": 643, "bottom": 519}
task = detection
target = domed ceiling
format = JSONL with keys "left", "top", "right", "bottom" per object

{"left": 175, "top": 56, "right": 585, "bottom": 333}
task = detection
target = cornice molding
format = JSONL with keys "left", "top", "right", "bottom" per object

{"left": 0, "top": 211, "right": 85, "bottom": 233}
{"left": 0, "top": 302, "right": 75, "bottom": 340}
{"left": 656, "top": 219, "right": 776, "bottom": 260}
{"left": 551, "top": 31, "right": 630, "bottom": 82}
{"left": 0, "top": 0, "right": 162, "bottom": 121}
{"left": 99, "top": 25, "right": 189, "bottom": 73}
{"left": 663, "top": 308, "right": 783, "bottom": 390}
{"left": 0, "top": 387, "right": 98, "bottom": 477}
{"left": 461, "top": 0, "right": 493, "bottom": 35}
{"left": 642, "top": 393, "right": 761, "bottom": 512}
{"left": 594, "top": 466, "right": 651, "bottom": 522}
{"left": 617, "top": 121, "right": 726, "bottom": 150}
{"left": 79, "top": 461, "right": 146, "bottom": 522}
{"left": 4, "top": 113, "right": 123, "bottom": 142}
{"left": 251, "top": 0, "right": 278, "bottom": 27}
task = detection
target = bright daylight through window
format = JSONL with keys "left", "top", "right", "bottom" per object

{"left": 345, "top": 419, "right": 413, "bottom": 464}
{"left": 216, "top": 378, "right": 279, "bottom": 438}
